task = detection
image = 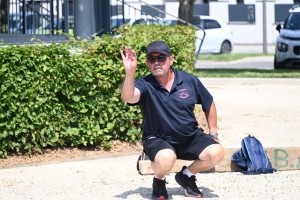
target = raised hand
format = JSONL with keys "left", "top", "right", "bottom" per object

{"left": 120, "top": 46, "right": 137, "bottom": 72}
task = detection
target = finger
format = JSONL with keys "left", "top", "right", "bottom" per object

{"left": 125, "top": 46, "right": 132, "bottom": 56}
{"left": 131, "top": 50, "right": 137, "bottom": 59}
{"left": 123, "top": 46, "right": 131, "bottom": 59}
{"left": 120, "top": 49, "right": 125, "bottom": 59}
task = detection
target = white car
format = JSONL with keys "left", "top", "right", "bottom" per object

{"left": 110, "top": 15, "right": 164, "bottom": 28}
{"left": 195, "top": 15, "right": 234, "bottom": 54}
{"left": 110, "top": 15, "right": 131, "bottom": 29}
{"left": 164, "top": 15, "right": 234, "bottom": 54}
{"left": 129, "top": 15, "right": 165, "bottom": 26}
{"left": 274, "top": 5, "right": 300, "bottom": 69}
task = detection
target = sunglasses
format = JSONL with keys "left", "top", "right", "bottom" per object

{"left": 147, "top": 54, "right": 168, "bottom": 64}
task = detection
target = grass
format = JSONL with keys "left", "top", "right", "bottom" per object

{"left": 193, "top": 53, "right": 300, "bottom": 78}
{"left": 193, "top": 69, "right": 300, "bottom": 78}
{"left": 197, "top": 53, "right": 273, "bottom": 62}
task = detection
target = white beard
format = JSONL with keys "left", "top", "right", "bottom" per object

{"left": 152, "top": 65, "right": 164, "bottom": 77}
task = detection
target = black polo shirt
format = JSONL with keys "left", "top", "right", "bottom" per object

{"left": 132, "top": 67, "right": 213, "bottom": 145}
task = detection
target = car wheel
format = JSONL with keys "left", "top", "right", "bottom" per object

{"left": 220, "top": 41, "right": 232, "bottom": 54}
{"left": 274, "top": 55, "right": 282, "bottom": 69}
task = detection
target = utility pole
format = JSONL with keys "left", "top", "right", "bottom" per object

{"left": 74, "top": 0, "right": 95, "bottom": 40}
{"left": 262, "top": 0, "right": 267, "bottom": 53}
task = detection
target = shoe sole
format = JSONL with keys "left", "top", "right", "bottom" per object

{"left": 184, "top": 189, "right": 203, "bottom": 198}
{"left": 175, "top": 174, "right": 203, "bottom": 198}
{"left": 151, "top": 195, "right": 168, "bottom": 200}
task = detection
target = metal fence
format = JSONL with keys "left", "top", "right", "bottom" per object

{"left": 1, "top": 0, "right": 204, "bottom": 56}
{"left": 110, "top": 0, "right": 168, "bottom": 29}
{"left": 0, "top": 0, "right": 73, "bottom": 44}
{"left": 1, "top": 0, "right": 170, "bottom": 44}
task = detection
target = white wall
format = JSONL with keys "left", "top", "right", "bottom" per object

{"left": 210, "top": 1, "right": 277, "bottom": 44}
{"left": 165, "top": 2, "right": 179, "bottom": 19}
{"left": 209, "top": 2, "right": 228, "bottom": 23}
{"left": 117, "top": 0, "right": 296, "bottom": 45}
{"left": 274, "top": 0, "right": 294, "bottom": 3}
{"left": 209, "top": 0, "right": 295, "bottom": 44}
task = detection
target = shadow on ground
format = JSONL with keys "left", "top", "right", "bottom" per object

{"left": 115, "top": 186, "right": 219, "bottom": 199}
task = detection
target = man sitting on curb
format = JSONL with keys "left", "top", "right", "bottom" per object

{"left": 120, "top": 40, "right": 224, "bottom": 199}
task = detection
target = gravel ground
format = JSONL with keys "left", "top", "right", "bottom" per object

{"left": 1, "top": 155, "right": 300, "bottom": 199}
{"left": 1, "top": 78, "right": 300, "bottom": 200}
{"left": 201, "top": 78, "right": 300, "bottom": 148}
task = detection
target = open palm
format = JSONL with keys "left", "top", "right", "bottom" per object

{"left": 120, "top": 46, "right": 137, "bottom": 72}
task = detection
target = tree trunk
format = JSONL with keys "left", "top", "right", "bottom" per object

{"left": 178, "top": 0, "right": 195, "bottom": 25}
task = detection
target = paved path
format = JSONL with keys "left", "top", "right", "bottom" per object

{"left": 195, "top": 56, "right": 273, "bottom": 70}
{"left": 195, "top": 44, "right": 275, "bottom": 70}
{"left": 232, "top": 44, "right": 275, "bottom": 54}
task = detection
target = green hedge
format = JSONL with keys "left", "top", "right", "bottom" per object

{"left": 0, "top": 24, "right": 196, "bottom": 157}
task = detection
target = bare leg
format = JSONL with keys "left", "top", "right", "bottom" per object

{"left": 188, "top": 144, "right": 224, "bottom": 174}
{"left": 151, "top": 149, "right": 177, "bottom": 179}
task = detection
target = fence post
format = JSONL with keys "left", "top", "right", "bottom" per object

{"left": 50, "top": 0, "right": 54, "bottom": 35}
{"left": 22, "top": 0, "right": 26, "bottom": 34}
{"left": 63, "top": 0, "right": 69, "bottom": 33}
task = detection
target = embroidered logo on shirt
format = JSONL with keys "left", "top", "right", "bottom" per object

{"left": 179, "top": 88, "right": 189, "bottom": 98}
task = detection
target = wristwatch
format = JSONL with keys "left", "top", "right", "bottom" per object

{"left": 209, "top": 133, "right": 218, "bottom": 139}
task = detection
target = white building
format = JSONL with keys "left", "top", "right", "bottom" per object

{"left": 112, "top": 0, "right": 298, "bottom": 45}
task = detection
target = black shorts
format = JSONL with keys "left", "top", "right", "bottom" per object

{"left": 142, "top": 129, "right": 219, "bottom": 161}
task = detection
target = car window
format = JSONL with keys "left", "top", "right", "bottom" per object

{"left": 18, "top": 14, "right": 39, "bottom": 29}
{"left": 110, "top": 18, "right": 130, "bottom": 28}
{"left": 191, "top": 16, "right": 201, "bottom": 28}
{"left": 165, "top": 19, "right": 178, "bottom": 26}
{"left": 132, "top": 19, "right": 146, "bottom": 25}
{"left": 147, "top": 19, "right": 164, "bottom": 25}
{"left": 201, "top": 19, "right": 221, "bottom": 30}
{"left": 9, "top": 14, "right": 21, "bottom": 29}
{"left": 147, "top": 19, "right": 157, "bottom": 24}
{"left": 283, "top": 12, "right": 300, "bottom": 30}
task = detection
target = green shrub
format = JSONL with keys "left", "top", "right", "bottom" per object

{"left": 0, "top": 24, "right": 196, "bottom": 157}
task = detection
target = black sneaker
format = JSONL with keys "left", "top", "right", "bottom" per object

{"left": 175, "top": 166, "right": 203, "bottom": 198}
{"left": 152, "top": 177, "right": 168, "bottom": 200}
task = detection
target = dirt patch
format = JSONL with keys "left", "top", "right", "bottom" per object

{"left": 0, "top": 105, "right": 207, "bottom": 168}
{"left": 0, "top": 141, "right": 143, "bottom": 168}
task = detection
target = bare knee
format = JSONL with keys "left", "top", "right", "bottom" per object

{"left": 212, "top": 145, "right": 225, "bottom": 164}
{"left": 199, "top": 144, "right": 224, "bottom": 164}
{"left": 154, "top": 149, "right": 176, "bottom": 170}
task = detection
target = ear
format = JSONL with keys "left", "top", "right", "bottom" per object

{"left": 145, "top": 58, "right": 150, "bottom": 66}
{"left": 169, "top": 55, "right": 174, "bottom": 65}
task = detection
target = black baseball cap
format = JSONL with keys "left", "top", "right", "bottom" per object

{"left": 146, "top": 40, "right": 171, "bottom": 55}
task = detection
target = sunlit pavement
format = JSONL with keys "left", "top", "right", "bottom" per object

{"left": 195, "top": 44, "right": 275, "bottom": 70}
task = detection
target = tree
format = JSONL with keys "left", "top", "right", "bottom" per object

{"left": 178, "top": 0, "right": 196, "bottom": 25}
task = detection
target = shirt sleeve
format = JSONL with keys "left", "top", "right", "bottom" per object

{"left": 196, "top": 78, "right": 213, "bottom": 112}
